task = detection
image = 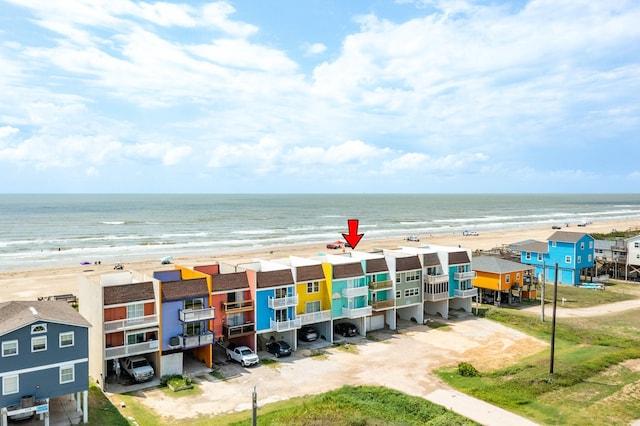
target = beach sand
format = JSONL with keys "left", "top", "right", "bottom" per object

{"left": 1, "top": 219, "right": 638, "bottom": 302}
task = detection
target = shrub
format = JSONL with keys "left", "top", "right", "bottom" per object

{"left": 458, "top": 362, "right": 480, "bottom": 377}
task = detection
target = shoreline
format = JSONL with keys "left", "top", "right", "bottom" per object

{"left": 1, "top": 218, "right": 638, "bottom": 302}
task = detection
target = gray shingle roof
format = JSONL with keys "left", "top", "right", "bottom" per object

{"left": 365, "top": 258, "right": 389, "bottom": 274}
{"left": 332, "top": 262, "right": 364, "bottom": 279}
{"left": 211, "top": 272, "right": 249, "bottom": 292}
{"left": 548, "top": 231, "right": 589, "bottom": 243}
{"left": 516, "top": 241, "right": 549, "bottom": 253}
{"left": 256, "top": 269, "right": 295, "bottom": 289}
{"left": 296, "top": 264, "right": 325, "bottom": 282}
{"left": 161, "top": 278, "right": 209, "bottom": 301}
{"left": 421, "top": 252, "right": 441, "bottom": 267}
{"left": 395, "top": 255, "right": 422, "bottom": 272}
{"left": 472, "top": 256, "right": 533, "bottom": 274}
{"left": 103, "top": 282, "right": 155, "bottom": 305}
{"left": 0, "top": 300, "right": 91, "bottom": 336}
{"left": 449, "top": 251, "right": 471, "bottom": 265}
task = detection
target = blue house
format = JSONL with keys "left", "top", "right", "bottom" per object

{"left": 519, "top": 231, "right": 595, "bottom": 285}
{"left": 0, "top": 300, "right": 90, "bottom": 425}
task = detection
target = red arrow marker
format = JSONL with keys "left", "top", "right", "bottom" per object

{"left": 342, "top": 219, "right": 364, "bottom": 249}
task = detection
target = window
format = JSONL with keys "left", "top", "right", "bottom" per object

{"left": 127, "top": 331, "right": 146, "bottom": 344}
{"left": 588, "top": 254, "right": 592, "bottom": 262}
{"left": 127, "top": 303, "right": 144, "bottom": 320}
{"left": 306, "top": 281, "right": 319, "bottom": 294}
{"left": 406, "top": 271, "right": 420, "bottom": 281}
{"left": 60, "top": 365, "right": 74, "bottom": 384}
{"left": 525, "top": 252, "right": 531, "bottom": 260}
{"left": 577, "top": 256, "right": 582, "bottom": 263}
{"left": 395, "top": 275, "right": 401, "bottom": 284}
{"left": 184, "top": 298, "right": 203, "bottom": 310}
{"left": 589, "top": 241, "right": 593, "bottom": 249}
{"left": 565, "top": 256, "right": 572, "bottom": 264}
{"left": 2, "top": 340, "right": 18, "bottom": 357}
{"left": 275, "top": 287, "right": 288, "bottom": 299}
{"left": 306, "top": 300, "right": 320, "bottom": 313}
{"left": 552, "top": 241, "right": 557, "bottom": 248}
{"left": 403, "top": 288, "right": 419, "bottom": 297}
{"left": 635, "top": 242, "right": 639, "bottom": 248}
{"left": 2, "top": 375, "right": 18, "bottom": 395}
{"left": 580, "top": 242, "right": 585, "bottom": 250}
{"left": 537, "top": 253, "right": 543, "bottom": 261}
{"left": 59, "top": 332, "right": 74, "bottom": 348}
{"left": 395, "top": 290, "right": 401, "bottom": 299}
{"left": 31, "top": 324, "right": 47, "bottom": 334}
{"left": 506, "top": 274, "right": 510, "bottom": 283}
{"left": 516, "top": 273, "right": 521, "bottom": 280}
{"left": 184, "top": 322, "right": 204, "bottom": 336}
{"left": 31, "top": 336, "right": 47, "bottom": 352}
{"left": 275, "top": 309, "right": 288, "bottom": 322}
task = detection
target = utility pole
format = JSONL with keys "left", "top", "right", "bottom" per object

{"left": 540, "top": 260, "right": 546, "bottom": 322}
{"left": 252, "top": 385, "right": 257, "bottom": 426}
{"left": 550, "top": 262, "right": 559, "bottom": 375}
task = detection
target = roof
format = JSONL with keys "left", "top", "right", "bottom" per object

{"left": 296, "top": 264, "right": 325, "bottom": 282}
{"left": 104, "top": 281, "right": 155, "bottom": 306}
{"left": 161, "top": 278, "right": 209, "bottom": 302}
{"left": 365, "top": 258, "right": 389, "bottom": 274}
{"left": 395, "top": 255, "right": 422, "bottom": 272}
{"left": 594, "top": 240, "right": 614, "bottom": 250}
{"left": 211, "top": 272, "right": 249, "bottom": 292}
{"left": 332, "top": 262, "right": 364, "bottom": 279}
{"left": 421, "top": 252, "right": 441, "bottom": 267}
{"left": 548, "top": 231, "right": 590, "bottom": 243}
{"left": 448, "top": 251, "right": 471, "bottom": 265}
{"left": 472, "top": 256, "right": 533, "bottom": 274}
{"left": 0, "top": 300, "right": 91, "bottom": 336}
{"left": 256, "top": 269, "right": 295, "bottom": 289}
{"left": 516, "top": 241, "right": 549, "bottom": 253}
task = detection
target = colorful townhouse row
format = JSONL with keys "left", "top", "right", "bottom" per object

{"left": 76, "top": 244, "right": 477, "bottom": 388}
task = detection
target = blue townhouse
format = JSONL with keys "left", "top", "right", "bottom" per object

{"left": 0, "top": 300, "right": 90, "bottom": 425}
{"left": 518, "top": 231, "right": 595, "bottom": 285}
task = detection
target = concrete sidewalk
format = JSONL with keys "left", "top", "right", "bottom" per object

{"left": 426, "top": 389, "right": 540, "bottom": 426}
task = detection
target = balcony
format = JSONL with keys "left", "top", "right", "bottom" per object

{"left": 268, "top": 295, "right": 298, "bottom": 309}
{"left": 454, "top": 271, "right": 477, "bottom": 281}
{"left": 298, "top": 310, "right": 332, "bottom": 325}
{"left": 104, "top": 314, "right": 158, "bottom": 333}
{"left": 223, "top": 299, "right": 254, "bottom": 314}
{"left": 342, "top": 286, "right": 368, "bottom": 298}
{"left": 179, "top": 331, "right": 215, "bottom": 349}
{"left": 179, "top": 307, "right": 215, "bottom": 323}
{"left": 454, "top": 288, "right": 478, "bottom": 298}
{"left": 342, "top": 305, "right": 372, "bottom": 318}
{"left": 368, "top": 279, "right": 393, "bottom": 290}
{"left": 270, "top": 318, "right": 302, "bottom": 332}
{"left": 105, "top": 339, "right": 159, "bottom": 360}
{"left": 223, "top": 322, "right": 255, "bottom": 339}
{"left": 425, "top": 273, "right": 449, "bottom": 284}
{"left": 424, "top": 291, "right": 449, "bottom": 301}
{"left": 371, "top": 299, "right": 395, "bottom": 310}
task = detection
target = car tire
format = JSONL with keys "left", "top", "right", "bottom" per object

{"left": 275, "top": 352, "right": 280, "bottom": 358}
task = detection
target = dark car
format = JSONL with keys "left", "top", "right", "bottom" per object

{"left": 265, "top": 340, "right": 292, "bottom": 358}
{"left": 298, "top": 325, "right": 319, "bottom": 342}
{"left": 334, "top": 322, "right": 357, "bottom": 337}
{"left": 551, "top": 225, "right": 562, "bottom": 229}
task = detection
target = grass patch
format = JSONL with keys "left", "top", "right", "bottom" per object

{"left": 209, "top": 369, "right": 225, "bottom": 381}
{"left": 437, "top": 307, "right": 640, "bottom": 425}
{"left": 259, "top": 358, "right": 280, "bottom": 368}
{"left": 219, "top": 385, "right": 479, "bottom": 426}
{"left": 87, "top": 381, "right": 128, "bottom": 425}
{"left": 424, "top": 319, "right": 450, "bottom": 330}
{"left": 532, "top": 283, "right": 636, "bottom": 308}
{"left": 335, "top": 342, "right": 359, "bottom": 354}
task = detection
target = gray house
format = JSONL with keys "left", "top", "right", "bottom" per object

{"left": 0, "top": 301, "right": 90, "bottom": 425}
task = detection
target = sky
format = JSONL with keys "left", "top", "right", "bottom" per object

{"left": 0, "top": 0, "right": 639, "bottom": 194}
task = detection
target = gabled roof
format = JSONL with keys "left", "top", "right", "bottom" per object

{"left": 448, "top": 251, "right": 470, "bottom": 265}
{"left": 332, "top": 262, "right": 364, "bottom": 279}
{"left": 161, "top": 278, "right": 209, "bottom": 302}
{"left": 296, "top": 264, "right": 325, "bottom": 282}
{"left": 0, "top": 300, "right": 91, "bottom": 336}
{"left": 365, "top": 258, "right": 389, "bottom": 274}
{"left": 548, "top": 231, "right": 590, "bottom": 243}
{"left": 516, "top": 241, "right": 549, "bottom": 254}
{"left": 211, "top": 272, "right": 249, "bottom": 292}
{"left": 395, "top": 255, "right": 422, "bottom": 272}
{"left": 256, "top": 269, "right": 295, "bottom": 289}
{"left": 472, "top": 256, "right": 533, "bottom": 274}
{"left": 104, "top": 282, "right": 155, "bottom": 306}
{"left": 421, "top": 252, "right": 441, "bottom": 267}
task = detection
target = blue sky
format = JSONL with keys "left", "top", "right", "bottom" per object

{"left": 0, "top": 0, "right": 639, "bottom": 193}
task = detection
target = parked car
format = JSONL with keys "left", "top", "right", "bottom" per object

{"left": 226, "top": 344, "right": 260, "bottom": 367}
{"left": 266, "top": 340, "right": 292, "bottom": 358}
{"left": 121, "top": 356, "right": 154, "bottom": 382}
{"left": 326, "top": 242, "right": 342, "bottom": 249}
{"left": 334, "top": 322, "right": 357, "bottom": 337}
{"left": 406, "top": 235, "right": 420, "bottom": 242}
{"left": 298, "top": 325, "right": 319, "bottom": 342}
{"left": 551, "top": 225, "right": 562, "bottom": 229}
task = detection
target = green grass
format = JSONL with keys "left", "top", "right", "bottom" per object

{"left": 529, "top": 282, "right": 636, "bottom": 308}
{"left": 436, "top": 307, "right": 640, "bottom": 425}
{"left": 87, "top": 382, "right": 128, "bottom": 426}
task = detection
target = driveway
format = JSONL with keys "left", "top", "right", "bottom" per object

{"left": 109, "top": 313, "right": 546, "bottom": 425}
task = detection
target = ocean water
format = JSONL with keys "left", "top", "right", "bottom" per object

{"left": 1, "top": 193, "right": 639, "bottom": 271}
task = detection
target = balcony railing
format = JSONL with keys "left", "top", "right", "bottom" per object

{"left": 179, "top": 307, "right": 215, "bottom": 323}
{"left": 105, "top": 339, "right": 159, "bottom": 360}
{"left": 342, "top": 286, "right": 368, "bottom": 298}
{"left": 223, "top": 299, "right": 254, "bottom": 314}
{"left": 298, "top": 310, "right": 332, "bottom": 325}
{"left": 223, "top": 322, "right": 255, "bottom": 339}
{"left": 425, "top": 274, "right": 449, "bottom": 284}
{"left": 268, "top": 295, "right": 298, "bottom": 309}
{"left": 454, "top": 271, "right": 477, "bottom": 281}
{"left": 342, "top": 305, "right": 372, "bottom": 318}
{"left": 424, "top": 292, "right": 449, "bottom": 301}
{"left": 104, "top": 314, "right": 158, "bottom": 333}
{"left": 368, "top": 279, "right": 393, "bottom": 290}
{"left": 454, "top": 288, "right": 478, "bottom": 298}
{"left": 179, "top": 331, "right": 214, "bottom": 349}
{"left": 270, "top": 318, "right": 302, "bottom": 332}
{"left": 371, "top": 299, "right": 395, "bottom": 310}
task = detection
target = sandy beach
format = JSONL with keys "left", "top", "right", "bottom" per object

{"left": 1, "top": 219, "right": 638, "bottom": 302}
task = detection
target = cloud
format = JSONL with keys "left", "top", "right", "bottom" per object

{"left": 305, "top": 43, "right": 327, "bottom": 55}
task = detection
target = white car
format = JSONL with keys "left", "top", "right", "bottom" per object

{"left": 121, "top": 356, "right": 154, "bottom": 382}
{"left": 226, "top": 344, "right": 260, "bottom": 367}
{"left": 406, "top": 235, "right": 420, "bottom": 242}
